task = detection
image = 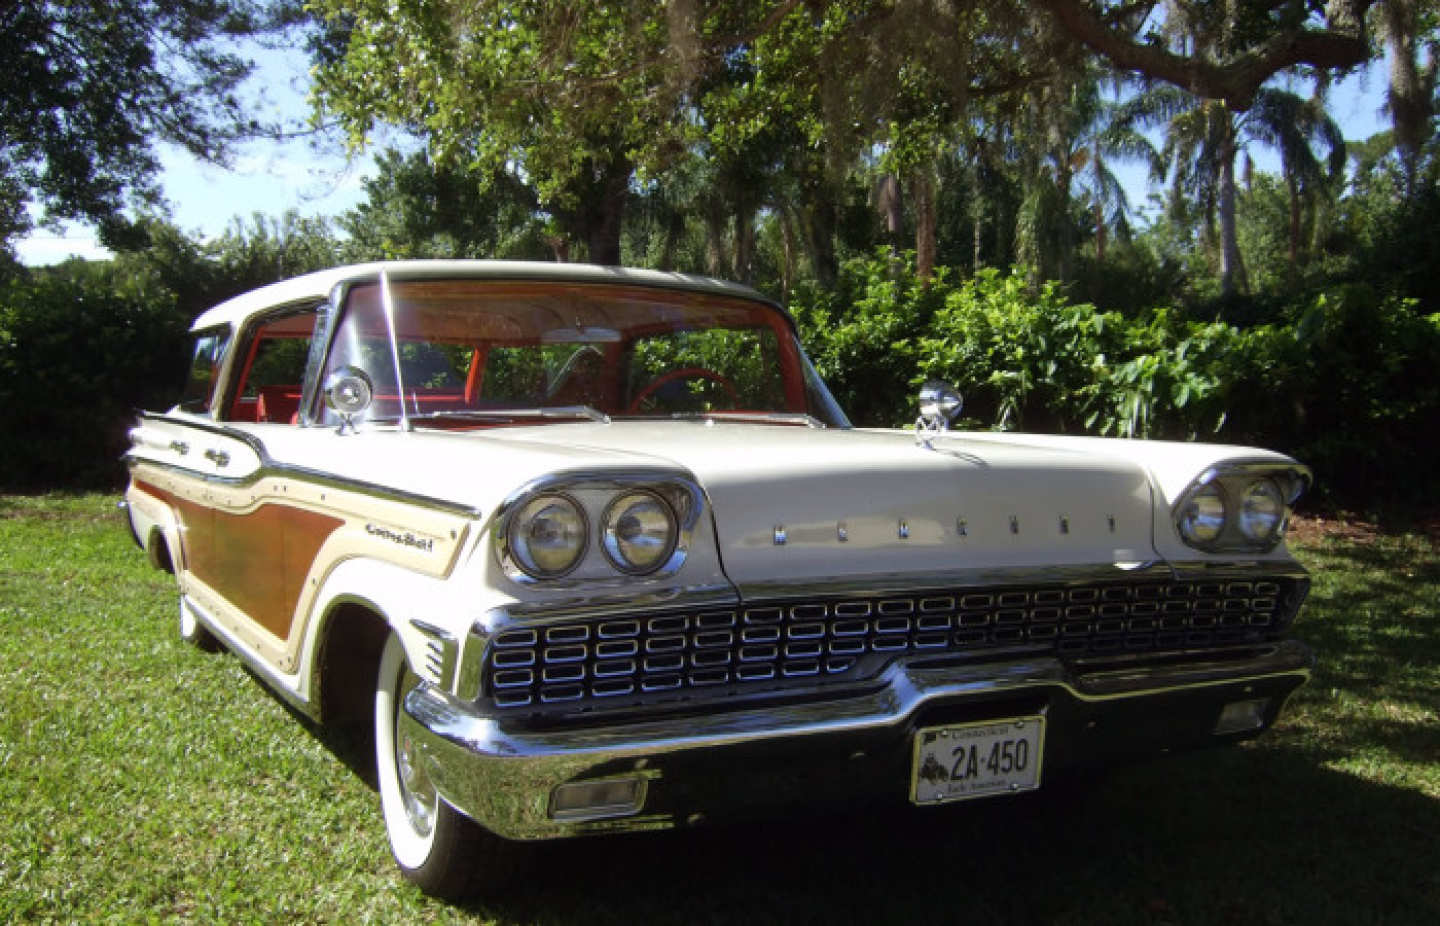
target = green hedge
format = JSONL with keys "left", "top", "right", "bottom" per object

{"left": 0, "top": 270, "right": 191, "bottom": 489}
{"left": 793, "top": 253, "right": 1440, "bottom": 507}
{"left": 4, "top": 248, "right": 1436, "bottom": 508}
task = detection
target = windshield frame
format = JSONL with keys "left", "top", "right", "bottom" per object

{"left": 301, "top": 273, "right": 851, "bottom": 430}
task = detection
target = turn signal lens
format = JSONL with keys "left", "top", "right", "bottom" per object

{"left": 601, "top": 491, "right": 677, "bottom": 575}
{"left": 1238, "top": 478, "right": 1285, "bottom": 544}
{"left": 1178, "top": 483, "right": 1227, "bottom": 545}
{"left": 509, "top": 495, "right": 587, "bottom": 577}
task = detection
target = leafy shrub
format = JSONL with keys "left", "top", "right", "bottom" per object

{"left": 792, "top": 254, "right": 1440, "bottom": 507}
{"left": 0, "top": 270, "right": 190, "bottom": 488}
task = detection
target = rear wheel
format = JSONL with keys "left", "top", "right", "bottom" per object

{"left": 375, "top": 631, "right": 525, "bottom": 899}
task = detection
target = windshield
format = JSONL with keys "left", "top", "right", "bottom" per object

{"left": 315, "top": 278, "right": 849, "bottom": 428}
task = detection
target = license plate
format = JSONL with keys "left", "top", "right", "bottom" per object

{"left": 910, "top": 716, "right": 1045, "bottom": 805}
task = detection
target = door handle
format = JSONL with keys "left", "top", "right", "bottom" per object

{"left": 204, "top": 448, "right": 231, "bottom": 467}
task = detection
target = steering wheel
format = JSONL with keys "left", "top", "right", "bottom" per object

{"left": 627, "top": 367, "right": 740, "bottom": 413}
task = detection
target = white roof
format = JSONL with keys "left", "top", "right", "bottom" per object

{"left": 190, "top": 260, "right": 778, "bottom": 331}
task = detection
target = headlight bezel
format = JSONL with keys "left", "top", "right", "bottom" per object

{"left": 1172, "top": 463, "right": 1309, "bottom": 554}
{"left": 495, "top": 472, "right": 701, "bottom": 584}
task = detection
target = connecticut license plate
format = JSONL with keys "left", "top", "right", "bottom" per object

{"left": 910, "top": 716, "right": 1045, "bottom": 805}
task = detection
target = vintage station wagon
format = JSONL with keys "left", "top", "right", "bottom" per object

{"left": 123, "top": 261, "right": 1314, "bottom": 898}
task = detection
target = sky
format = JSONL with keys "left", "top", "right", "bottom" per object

{"left": 13, "top": 44, "right": 1393, "bottom": 267}
{"left": 15, "top": 46, "right": 381, "bottom": 266}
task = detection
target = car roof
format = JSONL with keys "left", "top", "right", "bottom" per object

{"left": 190, "top": 260, "right": 785, "bottom": 332}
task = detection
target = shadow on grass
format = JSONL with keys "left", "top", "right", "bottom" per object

{"left": 454, "top": 744, "right": 1438, "bottom": 926}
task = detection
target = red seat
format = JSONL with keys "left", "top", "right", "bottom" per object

{"left": 256, "top": 385, "right": 303, "bottom": 424}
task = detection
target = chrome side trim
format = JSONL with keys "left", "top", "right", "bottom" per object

{"left": 404, "top": 639, "right": 1313, "bottom": 839}
{"left": 129, "top": 412, "right": 484, "bottom": 518}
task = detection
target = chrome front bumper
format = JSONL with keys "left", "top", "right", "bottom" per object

{"left": 402, "top": 640, "right": 1313, "bottom": 840}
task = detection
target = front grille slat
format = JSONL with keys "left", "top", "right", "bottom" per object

{"left": 483, "top": 576, "right": 1305, "bottom": 711}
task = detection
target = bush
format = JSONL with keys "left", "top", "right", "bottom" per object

{"left": 792, "top": 255, "right": 1440, "bottom": 509}
{"left": 0, "top": 269, "right": 190, "bottom": 489}
{"left": 0, "top": 214, "right": 340, "bottom": 491}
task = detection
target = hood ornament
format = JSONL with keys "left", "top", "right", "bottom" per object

{"left": 915, "top": 380, "right": 963, "bottom": 445}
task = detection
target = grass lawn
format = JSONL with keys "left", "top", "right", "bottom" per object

{"left": 1, "top": 495, "right": 1436, "bottom": 924}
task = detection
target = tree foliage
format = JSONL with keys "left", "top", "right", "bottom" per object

{"left": 0, "top": 1, "right": 302, "bottom": 250}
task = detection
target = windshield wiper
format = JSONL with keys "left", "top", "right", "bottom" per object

{"left": 673, "top": 411, "right": 826, "bottom": 429}
{"left": 411, "top": 405, "right": 611, "bottom": 424}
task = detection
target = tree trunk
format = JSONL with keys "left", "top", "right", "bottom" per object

{"left": 733, "top": 205, "right": 756, "bottom": 284}
{"left": 1094, "top": 199, "right": 1106, "bottom": 264}
{"left": 801, "top": 198, "right": 838, "bottom": 290}
{"left": 557, "top": 149, "right": 631, "bottom": 265}
{"left": 1286, "top": 170, "right": 1300, "bottom": 272}
{"left": 778, "top": 204, "right": 798, "bottom": 300}
{"left": 703, "top": 199, "right": 729, "bottom": 278}
{"left": 877, "top": 173, "right": 903, "bottom": 252}
{"left": 1217, "top": 115, "right": 1246, "bottom": 296}
{"left": 913, "top": 168, "right": 937, "bottom": 283}
{"left": 1055, "top": 163, "right": 1075, "bottom": 283}
{"left": 1382, "top": 0, "right": 1429, "bottom": 198}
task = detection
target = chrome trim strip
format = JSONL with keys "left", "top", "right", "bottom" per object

{"left": 410, "top": 618, "right": 459, "bottom": 690}
{"left": 734, "top": 562, "right": 1179, "bottom": 601}
{"left": 403, "top": 639, "right": 1313, "bottom": 840}
{"left": 129, "top": 412, "right": 485, "bottom": 518}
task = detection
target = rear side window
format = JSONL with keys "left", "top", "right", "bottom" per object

{"left": 179, "top": 329, "right": 230, "bottom": 413}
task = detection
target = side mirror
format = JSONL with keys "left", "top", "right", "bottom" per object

{"left": 324, "top": 366, "right": 374, "bottom": 434}
{"left": 916, "top": 380, "right": 963, "bottom": 436}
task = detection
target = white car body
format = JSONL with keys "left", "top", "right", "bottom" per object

{"left": 124, "top": 261, "right": 1313, "bottom": 899}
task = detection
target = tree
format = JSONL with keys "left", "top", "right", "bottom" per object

{"left": 338, "top": 149, "right": 551, "bottom": 261}
{"left": 1375, "top": 0, "right": 1440, "bottom": 194}
{"left": 1035, "top": 0, "right": 1375, "bottom": 111}
{"left": 1245, "top": 87, "right": 1346, "bottom": 272}
{"left": 311, "top": 0, "right": 687, "bottom": 263}
{"left": 0, "top": 1, "right": 300, "bottom": 250}
{"left": 1127, "top": 81, "right": 1345, "bottom": 297}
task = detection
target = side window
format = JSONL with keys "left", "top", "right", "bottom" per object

{"left": 225, "top": 307, "right": 320, "bottom": 423}
{"left": 178, "top": 329, "right": 231, "bottom": 413}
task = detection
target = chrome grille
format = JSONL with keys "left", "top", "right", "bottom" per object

{"left": 482, "top": 577, "right": 1305, "bottom": 711}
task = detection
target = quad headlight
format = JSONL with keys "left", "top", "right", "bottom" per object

{"left": 1177, "top": 483, "right": 1227, "bottom": 545}
{"left": 507, "top": 494, "right": 588, "bottom": 578}
{"left": 499, "top": 477, "right": 698, "bottom": 582}
{"left": 1237, "top": 478, "right": 1286, "bottom": 543}
{"left": 1173, "top": 467, "right": 1306, "bottom": 553}
{"left": 601, "top": 490, "right": 679, "bottom": 575}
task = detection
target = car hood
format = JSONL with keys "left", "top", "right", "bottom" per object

{"left": 477, "top": 421, "right": 1161, "bottom": 594}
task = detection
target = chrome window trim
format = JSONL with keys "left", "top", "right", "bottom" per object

{"left": 217, "top": 299, "right": 329, "bottom": 426}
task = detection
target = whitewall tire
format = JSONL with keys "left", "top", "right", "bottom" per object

{"left": 375, "top": 631, "right": 521, "bottom": 899}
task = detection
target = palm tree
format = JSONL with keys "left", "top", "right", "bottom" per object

{"left": 1121, "top": 83, "right": 1343, "bottom": 295}
{"left": 1245, "top": 89, "right": 1346, "bottom": 272}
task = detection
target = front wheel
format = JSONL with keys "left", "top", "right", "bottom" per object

{"left": 375, "top": 631, "right": 524, "bottom": 899}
